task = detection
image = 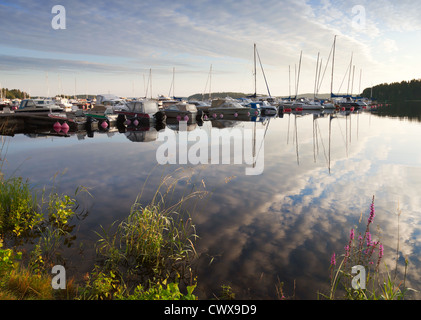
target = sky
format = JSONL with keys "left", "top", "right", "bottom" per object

{"left": 1, "top": 0, "right": 421, "bottom": 98}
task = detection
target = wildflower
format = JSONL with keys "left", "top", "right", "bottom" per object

{"left": 358, "top": 234, "right": 363, "bottom": 249}
{"left": 349, "top": 228, "right": 355, "bottom": 241}
{"left": 344, "top": 245, "right": 350, "bottom": 265}
{"left": 366, "top": 232, "right": 372, "bottom": 247}
{"left": 376, "top": 243, "right": 384, "bottom": 271}
{"left": 379, "top": 243, "right": 384, "bottom": 259}
{"left": 330, "top": 252, "right": 336, "bottom": 266}
{"left": 368, "top": 196, "right": 375, "bottom": 225}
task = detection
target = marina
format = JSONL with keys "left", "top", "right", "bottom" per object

{"left": 2, "top": 0, "right": 421, "bottom": 302}
{"left": 1, "top": 99, "right": 419, "bottom": 299}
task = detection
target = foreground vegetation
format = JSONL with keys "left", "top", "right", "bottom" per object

{"left": 0, "top": 167, "right": 207, "bottom": 300}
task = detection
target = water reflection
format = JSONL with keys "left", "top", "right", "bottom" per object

{"left": 1, "top": 108, "right": 421, "bottom": 299}
{"left": 375, "top": 101, "right": 421, "bottom": 122}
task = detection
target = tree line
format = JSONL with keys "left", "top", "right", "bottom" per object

{"left": 1, "top": 88, "right": 30, "bottom": 100}
{"left": 362, "top": 79, "right": 421, "bottom": 102}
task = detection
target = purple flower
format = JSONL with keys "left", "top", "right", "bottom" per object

{"left": 368, "top": 196, "right": 375, "bottom": 225}
{"left": 366, "top": 232, "right": 372, "bottom": 247}
{"left": 379, "top": 244, "right": 384, "bottom": 259}
{"left": 331, "top": 252, "right": 336, "bottom": 266}
{"left": 349, "top": 228, "right": 355, "bottom": 241}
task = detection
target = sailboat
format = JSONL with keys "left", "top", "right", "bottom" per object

{"left": 247, "top": 44, "right": 278, "bottom": 116}
{"left": 290, "top": 51, "right": 323, "bottom": 111}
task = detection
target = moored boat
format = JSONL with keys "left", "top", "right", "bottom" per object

{"left": 15, "top": 99, "right": 64, "bottom": 113}
{"left": 162, "top": 102, "right": 199, "bottom": 122}
{"left": 114, "top": 99, "right": 166, "bottom": 126}
{"left": 207, "top": 98, "right": 251, "bottom": 119}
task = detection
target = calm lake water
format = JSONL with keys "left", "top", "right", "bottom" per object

{"left": 2, "top": 105, "right": 421, "bottom": 299}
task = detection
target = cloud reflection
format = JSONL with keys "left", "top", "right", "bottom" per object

{"left": 2, "top": 112, "right": 421, "bottom": 299}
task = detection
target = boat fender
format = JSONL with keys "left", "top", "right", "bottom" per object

{"left": 100, "top": 120, "right": 109, "bottom": 129}
{"left": 61, "top": 122, "right": 70, "bottom": 134}
{"left": 53, "top": 121, "right": 62, "bottom": 130}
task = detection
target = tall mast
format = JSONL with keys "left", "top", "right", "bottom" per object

{"left": 255, "top": 45, "right": 271, "bottom": 98}
{"left": 169, "top": 67, "right": 175, "bottom": 98}
{"left": 317, "top": 58, "right": 323, "bottom": 95}
{"left": 347, "top": 52, "right": 353, "bottom": 95}
{"left": 149, "top": 68, "right": 152, "bottom": 99}
{"left": 209, "top": 64, "right": 212, "bottom": 100}
{"left": 295, "top": 50, "right": 302, "bottom": 99}
{"left": 254, "top": 43, "right": 257, "bottom": 97}
{"left": 330, "top": 35, "right": 337, "bottom": 97}
{"left": 314, "top": 52, "right": 320, "bottom": 99}
{"left": 288, "top": 65, "right": 291, "bottom": 99}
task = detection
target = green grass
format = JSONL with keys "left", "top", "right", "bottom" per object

{"left": 91, "top": 169, "right": 207, "bottom": 298}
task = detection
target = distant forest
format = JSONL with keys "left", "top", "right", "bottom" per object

{"left": 362, "top": 79, "right": 421, "bottom": 101}
{"left": 1, "top": 88, "right": 30, "bottom": 100}
{"left": 188, "top": 92, "right": 253, "bottom": 100}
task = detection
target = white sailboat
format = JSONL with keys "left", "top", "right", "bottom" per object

{"left": 249, "top": 44, "right": 278, "bottom": 116}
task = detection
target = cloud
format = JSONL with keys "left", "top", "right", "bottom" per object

{"left": 0, "top": 54, "right": 134, "bottom": 73}
{"left": 2, "top": 0, "right": 421, "bottom": 96}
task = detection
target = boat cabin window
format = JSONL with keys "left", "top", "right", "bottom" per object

{"left": 20, "top": 100, "right": 36, "bottom": 108}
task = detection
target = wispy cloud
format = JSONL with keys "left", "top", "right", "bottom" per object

{"left": 1, "top": 0, "right": 421, "bottom": 96}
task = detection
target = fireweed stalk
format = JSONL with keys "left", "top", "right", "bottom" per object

{"left": 327, "top": 196, "right": 387, "bottom": 299}
{"left": 342, "top": 196, "right": 382, "bottom": 270}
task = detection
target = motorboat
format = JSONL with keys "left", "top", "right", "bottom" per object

{"left": 207, "top": 98, "right": 251, "bottom": 119}
{"left": 54, "top": 97, "right": 78, "bottom": 112}
{"left": 95, "top": 94, "right": 127, "bottom": 112}
{"left": 289, "top": 99, "right": 324, "bottom": 111}
{"left": 114, "top": 99, "right": 166, "bottom": 126}
{"left": 157, "top": 95, "right": 182, "bottom": 109}
{"left": 162, "top": 102, "right": 198, "bottom": 122}
{"left": 15, "top": 99, "right": 64, "bottom": 113}
{"left": 257, "top": 100, "right": 278, "bottom": 116}
{"left": 335, "top": 97, "right": 360, "bottom": 110}
{"left": 322, "top": 100, "right": 336, "bottom": 109}
{"left": 246, "top": 102, "right": 261, "bottom": 116}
